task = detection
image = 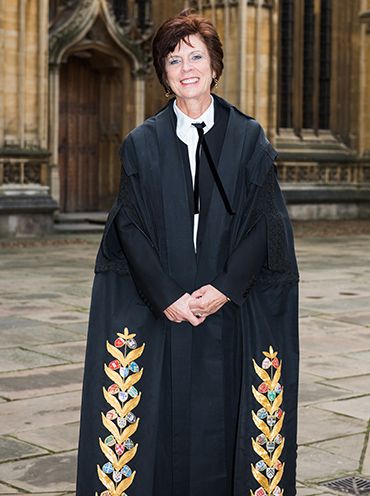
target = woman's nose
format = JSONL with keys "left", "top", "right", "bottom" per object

{"left": 181, "top": 58, "right": 193, "bottom": 72}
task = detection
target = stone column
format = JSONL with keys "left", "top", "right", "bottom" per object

{"left": 48, "top": 63, "right": 60, "bottom": 205}
{"left": 0, "top": 0, "right": 57, "bottom": 237}
{"left": 0, "top": 0, "right": 4, "bottom": 147}
{"left": 359, "top": 1, "right": 370, "bottom": 157}
{"left": 134, "top": 76, "right": 146, "bottom": 127}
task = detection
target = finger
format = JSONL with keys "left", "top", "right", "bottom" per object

{"left": 187, "top": 314, "right": 200, "bottom": 326}
{"left": 191, "top": 315, "right": 207, "bottom": 326}
{"left": 165, "top": 309, "right": 183, "bottom": 322}
{"left": 185, "top": 309, "right": 204, "bottom": 326}
{"left": 189, "top": 297, "right": 207, "bottom": 310}
{"left": 188, "top": 301, "right": 203, "bottom": 313}
{"left": 204, "top": 301, "right": 224, "bottom": 317}
{"left": 191, "top": 287, "right": 207, "bottom": 298}
{"left": 192, "top": 316, "right": 207, "bottom": 326}
{"left": 193, "top": 303, "right": 211, "bottom": 315}
{"left": 190, "top": 307, "right": 211, "bottom": 320}
{"left": 165, "top": 312, "right": 183, "bottom": 323}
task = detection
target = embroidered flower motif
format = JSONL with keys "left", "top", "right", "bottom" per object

{"left": 96, "top": 327, "right": 145, "bottom": 496}
{"left": 250, "top": 346, "right": 285, "bottom": 496}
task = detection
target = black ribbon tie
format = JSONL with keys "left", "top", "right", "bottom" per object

{"left": 192, "top": 122, "right": 235, "bottom": 215}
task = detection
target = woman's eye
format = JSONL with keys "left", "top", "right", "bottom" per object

{"left": 168, "top": 58, "right": 181, "bottom": 65}
{"left": 191, "top": 54, "right": 203, "bottom": 61}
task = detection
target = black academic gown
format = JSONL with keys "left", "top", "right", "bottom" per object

{"left": 76, "top": 94, "right": 300, "bottom": 496}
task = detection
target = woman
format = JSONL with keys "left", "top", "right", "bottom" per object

{"left": 76, "top": 9, "right": 299, "bottom": 496}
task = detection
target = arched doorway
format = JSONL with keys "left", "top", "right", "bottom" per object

{"left": 49, "top": 1, "right": 151, "bottom": 213}
{"left": 59, "top": 50, "right": 124, "bottom": 212}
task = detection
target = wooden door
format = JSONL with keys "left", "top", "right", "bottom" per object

{"left": 98, "top": 70, "right": 123, "bottom": 211}
{"left": 59, "top": 56, "right": 99, "bottom": 212}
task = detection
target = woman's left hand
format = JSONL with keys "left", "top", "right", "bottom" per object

{"left": 189, "top": 284, "right": 229, "bottom": 318}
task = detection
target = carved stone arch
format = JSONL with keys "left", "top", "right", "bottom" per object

{"left": 48, "top": 0, "right": 152, "bottom": 211}
{"left": 49, "top": 0, "right": 102, "bottom": 65}
{"left": 49, "top": 0, "right": 151, "bottom": 73}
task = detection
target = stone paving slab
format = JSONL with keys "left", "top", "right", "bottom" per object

{"left": 0, "top": 364, "right": 83, "bottom": 400}
{"left": 0, "top": 391, "right": 81, "bottom": 436}
{"left": 300, "top": 326, "right": 370, "bottom": 357}
{"left": 0, "top": 494, "right": 69, "bottom": 496}
{"left": 0, "top": 321, "right": 82, "bottom": 349}
{"left": 300, "top": 350, "right": 370, "bottom": 380}
{"left": 0, "top": 233, "right": 369, "bottom": 493}
{"left": 297, "top": 488, "right": 339, "bottom": 496}
{"left": 0, "top": 348, "right": 68, "bottom": 373}
{"left": 299, "top": 316, "right": 364, "bottom": 334}
{"left": 327, "top": 374, "right": 370, "bottom": 394}
{"left": 14, "top": 308, "right": 88, "bottom": 325}
{"left": 316, "top": 394, "right": 370, "bottom": 422}
{"left": 301, "top": 296, "right": 370, "bottom": 314}
{"left": 325, "top": 311, "right": 370, "bottom": 328}
{"left": 1, "top": 292, "right": 60, "bottom": 300}
{"left": 0, "top": 451, "right": 77, "bottom": 493}
{"left": 298, "top": 405, "right": 367, "bottom": 445}
{"left": 54, "top": 295, "right": 91, "bottom": 310}
{"left": 363, "top": 438, "right": 370, "bottom": 476}
{"left": 297, "top": 445, "right": 359, "bottom": 483}
{"left": 24, "top": 341, "right": 86, "bottom": 364}
{"left": 0, "top": 493, "right": 75, "bottom": 496}
{"left": 300, "top": 281, "right": 370, "bottom": 298}
{"left": 0, "top": 482, "right": 20, "bottom": 494}
{"left": 0, "top": 436, "right": 49, "bottom": 463}
{"left": 299, "top": 307, "right": 324, "bottom": 318}
{"left": 310, "top": 433, "right": 366, "bottom": 464}
{"left": 52, "top": 323, "right": 89, "bottom": 335}
{"left": 298, "top": 380, "right": 352, "bottom": 405}
{"left": 14, "top": 422, "right": 79, "bottom": 453}
{"left": 0, "top": 302, "right": 89, "bottom": 325}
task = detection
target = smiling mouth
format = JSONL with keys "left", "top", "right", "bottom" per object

{"left": 180, "top": 77, "right": 199, "bottom": 85}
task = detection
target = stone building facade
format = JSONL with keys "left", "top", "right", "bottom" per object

{"left": 0, "top": 0, "right": 369, "bottom": 236}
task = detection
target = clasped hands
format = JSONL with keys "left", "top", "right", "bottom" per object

{"left": 163, "top": 284, "right": 229, "bottom": 326}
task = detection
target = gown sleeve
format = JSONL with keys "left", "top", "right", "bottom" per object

{"left": 211, "top": 215, "right": 267, "bottom": 306}
{"left": 98, "top": 134, "right": 185, "bottom": 318}
{"left": 212, "top": 127, "right": 293, "bottom": 306}
{"left": 114, "top": 195, "right": 185, "bottom": 316}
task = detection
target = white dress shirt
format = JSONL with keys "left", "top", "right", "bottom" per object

{"left": 173, "top": 97, "right": 215, "bottom": 251}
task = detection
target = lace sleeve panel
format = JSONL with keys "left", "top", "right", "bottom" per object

{"left": 257, "top": 167, "right": 291, "bottom": 273}
{"left": 94, "top": 139, "right": 139, "bottom": 276}
{"left": 247, "top": 161, "right": 299, "bottom": 286}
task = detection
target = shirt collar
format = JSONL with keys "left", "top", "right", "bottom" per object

{"left": 173, "top": 96, "right": 214, "bottom": 144}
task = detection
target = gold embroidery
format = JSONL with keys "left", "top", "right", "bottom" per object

{"left": 96, "top": 327, "right": 145, "bottom": 496}
{"left": 250, "top": 346, "right": 285, "bottom": 496}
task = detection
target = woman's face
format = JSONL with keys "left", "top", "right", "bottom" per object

{"left": 165, "top": 33, "right": 215, "bottom": 104}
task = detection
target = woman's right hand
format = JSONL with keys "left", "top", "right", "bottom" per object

{"left": 164, "top": 293, "right": 206, "bottom": 326}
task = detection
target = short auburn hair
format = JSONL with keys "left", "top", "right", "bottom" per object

{"left": 152, "top": 9, "right": 224, "bottom": 93}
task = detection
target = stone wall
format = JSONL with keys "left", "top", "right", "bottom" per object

{"left": 0, "top": 0, "right": 56, "bottom": 237}
{"left": 0, "top": 0, "right": 369, "bottom": 236}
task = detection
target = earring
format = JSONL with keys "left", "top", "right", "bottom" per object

{"left": 164, "top": 87, "right": 171, "bottom": 98}
{"left": 213, "top": 77, "right": 219, "bottom": 88}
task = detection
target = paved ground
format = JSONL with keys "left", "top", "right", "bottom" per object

{"left": 0, "top": 228, "right": 369, "bottom": 495}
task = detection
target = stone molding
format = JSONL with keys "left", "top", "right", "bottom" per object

{"left": 277, "top": 161, "right": 370, "bottom": 186}
{"left": 49, "top": 0, "right": 152, "bottom": 76}
{"left": 359, "top": 9, "right": 370, "bottom": 33}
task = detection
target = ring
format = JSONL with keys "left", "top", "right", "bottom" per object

{"left": 195, "top": 313, "right": 202, "bottom": 318}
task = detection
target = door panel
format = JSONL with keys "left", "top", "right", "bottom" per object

{"left": 98, "top": 70, "right": 123, "bottom": 211}
{"left": 59, "top": 56, "right": 99, "bottom": 212}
